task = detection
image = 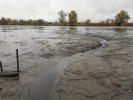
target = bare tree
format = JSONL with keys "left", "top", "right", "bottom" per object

{"left": 58, "top": 10, "right": 67, "bottom": 25}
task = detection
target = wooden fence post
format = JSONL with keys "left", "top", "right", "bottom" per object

{"left": 0, "top": 61, "right": 3, "bottom": 72}
{"left": 16, "top": 49, "right": 20, "bottom": 72}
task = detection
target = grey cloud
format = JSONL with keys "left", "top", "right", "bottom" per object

{"left": 0, "top": 0, "right": 132, "bottom": 22}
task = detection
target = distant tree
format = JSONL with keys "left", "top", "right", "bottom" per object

{"left": 68, "top": 10, "right": 77, "bottom": 25}
{"left": 63, "top": 21, "right": 67, "bottom": 26}
{"left": 12, "top": 19, "right": 18, "bottom": 25}
{"left": 111, "top": 19, "right": 115, "bottom": 23}
{"left": 19, "top": 19, "right": 24, "bottom": 25}
{"left": 0, "top": 17, "right": 8, "bottom": 25}
{"left": 105, "top": 19, "right": 111, "bottom": 23}
{"left": 32, "top": 20, "right": 38, "bottom": 25}
{"left": 99, "top": 20, "right": 105, "bottom": 23}
{"left": 37, "top": 19, "right": 44, "bottom": 25}
{"left": 27, "top": 19, "right": 33, "bottom": 25}
{"left": 115, "top": 10, "right": 130, "bottom": 26}
{"left": 32, "top": 19, "right": 45, "bottom": 26}
{"left": 7, "top": 18, "right": 13, "bottom": 25}
{"left": 85, "top": 19, "right": 91, "bottom": 24}
{"left": 58, "top": 10, "right": 67, "bottom": 25}
{"left": 0, "top": 17, "right": 48, "bottom": 26}
{"left": 99, "top": 19, "right": 114, "bottom": 23}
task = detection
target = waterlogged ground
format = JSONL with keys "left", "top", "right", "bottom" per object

{"left": 0, "top": 26, "right": 133, "bottom": 100}
{"left": 55, "top": 27, "right": 133, "bottom": 100}
{"left": 0, "top": 26, "right": 102, "bottom": 100}
{"left": 0, "top": 26, "right": 103, "bottom": 71}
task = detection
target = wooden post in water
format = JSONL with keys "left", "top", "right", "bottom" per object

{"left": 0, "top": 61, "right": 3, "bottom": 72}
{"left": 16, "top": 49, "right": 20, "bottom": 72}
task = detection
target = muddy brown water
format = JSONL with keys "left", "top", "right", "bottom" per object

{"left": 1, "top": 26, "right": 133, "bottom": 100}
{"left": 1, "top": 26, "right": 133, "bottom": 71}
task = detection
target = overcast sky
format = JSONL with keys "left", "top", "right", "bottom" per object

{"left": 0, "top": 0, "right": 132, "bottom": 22}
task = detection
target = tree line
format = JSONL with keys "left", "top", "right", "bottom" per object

{"left": 0, "top": 10, "right": 131, "bottom": 26}
{"left": 0, "top": 18, "right": 47, "bottom": 25}
{"left": 58, "top": 10, "right": 130, "bottom": 26}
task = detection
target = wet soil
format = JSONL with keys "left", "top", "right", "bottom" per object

{"left": 55, "top": 29, "right": 133, "bottom": 100}
{"left": 1, "top": 26, "right": 133, "bottom": 100}
{"left": 0, "top": 26, "right": 103, "bottom": 100}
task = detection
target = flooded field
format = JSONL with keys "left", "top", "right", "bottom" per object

{"left": 1, "top": 26, "right": 133, "bottom": 100}
{"left": 0, "top": 26, "right": 104, "bottom": 71}
{"left": 1, "top": 26, "right": 133, "bottom": 71}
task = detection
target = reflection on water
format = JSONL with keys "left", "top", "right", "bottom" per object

{"left": 113, "top": 28, "right": 127, "bottom": 33}
{"left": 59, "top": 26, "right": 67, "bottom": 30}
{"left": 69, "top": 27, "right": 77, "bottom": 30}
{"left": 2, "top": 29, "right": 7, "bottom": 32}
{"left": 112, "top": 28, "right": 128, "bottom": 37}
{"left": 85, "top": 27, "right": 90, "bottom": 30}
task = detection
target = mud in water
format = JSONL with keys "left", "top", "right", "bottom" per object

{"left": 1, "top": 26, "right": 133, "bottom": 100}
{"left": 0, "top": 26, "right": 103, "bottom": 100}
{"left": 55, "top": 27, "right": 133, "bottom": 100}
